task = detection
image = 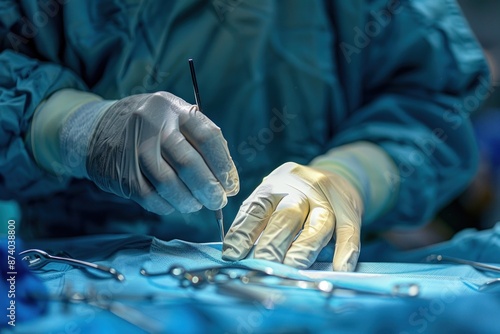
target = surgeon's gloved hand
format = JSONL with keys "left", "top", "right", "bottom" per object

{"left": 27, "top": 89, "right": 239, "bottom": 215}
{"left": 222, "top": 162, "right": 362, "bottom": 271}
{"left": 222, "top": 142, "right": 398, "bottom": 271}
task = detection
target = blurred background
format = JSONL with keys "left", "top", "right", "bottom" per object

{"left": 440, "top": 0, "right": 500, "bottom": 230}
{"left": 386, "top": 0, "right": 500, "bottom": 249}
{"left": 2, "top": 0, "right": 500, "bottom": 245}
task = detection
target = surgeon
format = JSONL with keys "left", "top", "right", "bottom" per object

{"left": 0, "top": 0, "right": 490, "bottom": 271}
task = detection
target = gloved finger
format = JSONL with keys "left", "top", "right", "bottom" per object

{"left": 129, "top": 174, "right": 176, "bottom": 215}
{"left": 138, "top": 137, "right": 203, "bottom": 213}
{"left": 157, "top": 129, "right": 227, "bottom": 211}
{"left": 180, "top": 108, "right": 239, "bottom": 196}
{"left": 283, "top": 207, "right": 335, "bottom": 269}
{"left": 253, "top": 193, "right": 309, "bottom": 263}
{"left": 222, "top": 188, "right": 284, "bottom": 260}
{"left": 136, "top": 192, "right": 175, "bottom": 215}
{"left": 332, "top": 214, "right": 361, "bottom": 272}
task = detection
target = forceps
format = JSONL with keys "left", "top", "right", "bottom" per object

{"left": 19, "top": 249, "right": 125, "bottom": 282}
{"left": 426, "top": 254, "right": 500, "bottom": 274}
{"left": 188, "top": 58, "right": 225, "bottom": 241}
{"left": 476, "top": 278, "right": 500, "bottom": 292}
{"left": 426, "top": 255, "right": 500, "bottom": 293}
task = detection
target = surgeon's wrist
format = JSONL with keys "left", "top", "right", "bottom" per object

{"left": 309, "top": 141, "right": 399, "bottom": 224}
{"left": 59, "top": 99, "right": 115, "bottom": 178}
{"left": 27, "top": 88, "right": 114, "bottom": 178}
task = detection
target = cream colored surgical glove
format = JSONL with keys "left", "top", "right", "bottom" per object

{"left": 222, "top": 142, "right": 398, "bottom": 271}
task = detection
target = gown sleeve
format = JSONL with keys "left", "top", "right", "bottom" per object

{"left": 0, "top": 2, "right": 88, "bottom": 200}
{"left": 331, "top": 0, "right": 491, "bottom": 229}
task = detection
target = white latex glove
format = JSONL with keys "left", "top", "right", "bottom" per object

{"left": 28, "top": 89, "right": 239, "bottom": 215}
{"left": 222, "top": 142, "right": 398, "bottom": 271}
{"left": 222, "top": 162, "right": 362, "bottom": 271}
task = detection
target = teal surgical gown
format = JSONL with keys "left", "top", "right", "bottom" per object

{"left": 0, "top": 0, "right": 490, "bottom": 241}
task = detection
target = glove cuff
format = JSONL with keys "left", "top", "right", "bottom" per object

{"left": 27, "top": 89, "right": 114, "bottom": 178}
{"left": 309, "top": 141, "right": 399, "bottom": 224}
{"left": 60, "top": 99, "right": 115, "bottom": 178}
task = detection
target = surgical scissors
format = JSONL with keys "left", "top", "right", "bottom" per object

{"left": 19, "top": 249, "right": 125, "bottom": 282}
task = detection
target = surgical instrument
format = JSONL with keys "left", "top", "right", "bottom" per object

{"left": 426, "top": 254, "right": 500, "bottom": 274}
{"left": 140, "top": 264, "right": 419, "bottom": 298}
{"left": 28, "top": 285, "right": 163, "bottom": 333}
{"left": 238, "top": 273, "right": 419, "bottom": 298}
{"left": 140, "top": 263, "right": 269, "bottom": 288}
{"left": 477, "top": 278, "right": 500, "bottom": 292}
{"left": 19, "top": 248, "right": 125, "bottom": 282}
{"left": 188, "top": 58, "right": 225, "bottom": 241}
